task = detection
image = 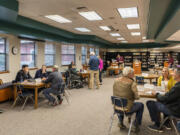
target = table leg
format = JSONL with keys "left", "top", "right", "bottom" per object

{"left": 150, "top": 79, "right": 152, "bottom": 84}
{"left": 13, "top": 85, "right": 17, "bottom": 100}
{"left": 34, "top": 87, "right": 38, "bottom": 109}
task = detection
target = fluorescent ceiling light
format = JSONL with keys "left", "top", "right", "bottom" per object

{"left": 142, "top": 36, "right": 146, "bottom": 39}
{"left": 131, "top": 32, "right": 141, "bottom": 36}
{"left": 117, "top": 7, "right": 138, "bottom": 18}
{"left": 45, "top": 15, "right": 72, "bottom": 23}
{"left": 143, "top": 40, "right": 149, "bottom": 42}
{"left": 99, "top": 26, "right": 111, "bottom": 31}
{"left": 110, "top": 33, "right": 120, "bottom": 37}
{"left": 79, "top": 11, "right": 103, "bottom": 21}
{"left": 75, "top": 28, "right": 91, "bottom": 32}
{"left": 20, "top": 40, "right": 34, "bottom": 44}
{"left": 127, "top": 24, "right": 140, "bottom": 29}
{"left": 121, "top": 41, "right": 128, "bottom": 43}
{"left": 117, "top": 37, "right": 125, "bottom": 40}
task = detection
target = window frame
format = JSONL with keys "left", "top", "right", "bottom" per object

{"left": 61, "top": 44, "right": 76, "bottom": 66}
{"left": 81, "top": 46, "right": 87, "bottom": 65}
{"left": 0, "top": 38, "right": 8, "bottom": 72}
{"left": 20, "top": 40, "right": 36, "bottom": 68}
{"left": 44, "top": 43, "right": 56, "bottom": 66}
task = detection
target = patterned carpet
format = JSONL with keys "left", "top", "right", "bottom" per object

{"left": 0, "top": 77, "right": 177, "bottom": 135}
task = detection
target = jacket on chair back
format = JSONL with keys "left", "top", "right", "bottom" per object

{"left": 113, "top": 76, "right": 139, "bottom": 111}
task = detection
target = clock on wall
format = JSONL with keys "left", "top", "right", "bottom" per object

{"left": 12, "top": 47, "right": 18, "bottom": 55}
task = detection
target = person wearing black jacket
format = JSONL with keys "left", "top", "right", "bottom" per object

{"left": 146, "top": 68, "right": 180, "bottom": 132}
{"left": 34, "top": 65, "right": 48, "bottom": 79}
{"left": 15, "top": 64, "right": 32, "bottom": 82}
{"left": 42, "top": 65, "right": 63, "bottom": 106}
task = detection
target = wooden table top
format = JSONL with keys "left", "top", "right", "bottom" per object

{"left": 107, "top": 67, "right": 123, "bottom": 70}
{"left": 14, "top": 82, "right": 45, "bottom": 87}
{"left": 135, "top": 74, "right": 159, "bottom": 79}
{"left": 138, "top": 85, "right": 165, "bottom": 98}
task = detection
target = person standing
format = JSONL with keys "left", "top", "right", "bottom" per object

{"left": 168, "top": 53, "right": 174, "bottom": 68}
{"left": 98, "top": 56, "right": 103, "bottom": 85}
{"left": 88, "top": 52, "right": 100, "bottom": 89}
{"left": 116, "top": 54, "right": 124, "bottom": 66}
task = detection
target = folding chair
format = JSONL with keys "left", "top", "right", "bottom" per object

{"left": 12, "top": 85, "right": 34, "bottom": 110}
{"left": 136, "top": 76, "right": 144, "bottom": 85}
{"left": 160, "top": 115, "right": 180, "bottom": 135}
{"left": 108, "top": 96, "right": 135, "bottom": 135}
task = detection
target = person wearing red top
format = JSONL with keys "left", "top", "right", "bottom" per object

{"left": 168, "top": 53, "right": 174, "bottom": 68}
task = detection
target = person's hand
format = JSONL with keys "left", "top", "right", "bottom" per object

{"left": 23, "top": 80, "right": 28, "bottom": 83}
{"left": 42, "top": 77, "right": 46, "bottom": 81}
{"left": 152, "top": 91, "right": 157, "bottom": 96}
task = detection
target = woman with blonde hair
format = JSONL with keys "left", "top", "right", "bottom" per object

{"left": 157, "top": 67, "right": 176, "bottom": 91}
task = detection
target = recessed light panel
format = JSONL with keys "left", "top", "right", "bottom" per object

{"left": 117, "top": 7, "right": 138, "bottom": 18}
{"left": 79, "top": 11, "right": 103, "bottom": 21}
{"left": 143, "top": 40, "right": 149, "bottom": 42}
{"left": 121, "top": 41, "right": 128, "bottom": 43}
{"left": 142, "top": 36, "right": 146, "bottom": 39}
{"left": 127, "top": 24, "right": 140, "bottom": 29}
{"left": 117, "top": 37, "right": 125, "bottom": 40}
{"left": 45, "top": 15, "right": 72, "bottom": 23}
{"left": 75, "top": 28, "right": 91, "bottom": 32}
{"left": 131, "top": 32, "right": 141, "bottom": 36}
{"left": 99, "top": 26, "right": 111, "bottom": 31}
{"left": 110, "top": 33, "right": 120, "bottom": 37}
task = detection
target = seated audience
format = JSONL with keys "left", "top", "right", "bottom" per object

{"left": 113, "top": 67, "right": 144, "bottom": 132}
{"left": 42, "top": 65, "right": 63, "bottom": 106}
{"left": 146, "top": 67, "right": 180, "bottom": 132}
{"left": 157, "top": 67, "right": 176, "bottom": 91}
{"left": 15, "top": 64, "right": 32, "bottom": 82}
{"left": 35, "top": 65, "right": 49, "bottom": 79}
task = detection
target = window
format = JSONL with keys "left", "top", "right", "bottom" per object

{"left": 95, "top": 48, "right": 99, "bottom": 56}
{"left": 20, "top": 40, "right": 36, "bottom": 68}
{"left": 81, "top": 46, "right": 87, "bottom": 64}
{"left": 61, "top": 44, "right": 75, "bottom": 65}
{"left": 0, "top": 38, "right": 7, "bottom": 71}
{"left": 89, "top": 48, "right": 94, "bottom": 53}
{"left": 45, "top": 44, "right": 55, "bottom": 66}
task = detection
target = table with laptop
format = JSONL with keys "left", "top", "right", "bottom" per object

{"left": 135, "top": 73, "right": 159, "bottom": 84}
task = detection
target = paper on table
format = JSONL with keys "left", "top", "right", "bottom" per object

{"left": 142, "top": 73, "right": 148, "bottom": 77}
{"left": 137, "top": 86, "right": 144, "bottom": 91}
{"left": 144, "top": 84, "right": 155, "bottom": 89}
{"left": 156, "top": 91, "right": 165, "bottom": 95}
{"left": 145, "top": 91, "right": 152, "bottom": 95}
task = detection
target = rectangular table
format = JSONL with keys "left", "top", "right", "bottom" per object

{"left": 137, "top": 85, "right": 165, "bottom": 98}
{"left": 106, "top": 67, "right": 123, "bottom": 76}
{"left": 78, "top": 72, "right": 90, "bottom": 87}
{"left": 13, "top": 82, "right": 46, "bottom": 109}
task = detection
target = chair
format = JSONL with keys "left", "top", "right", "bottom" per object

{"left": 136, "top": 76, "right": 144, "bottom": 85}
{"left": 159, "top": 116, "right": 180, "bottom": 135}
{"left": 12, "top": 85, "right": 34, "bottom": 110}
{"left": 108, "top": 96, "right": 135, "bottom": 135}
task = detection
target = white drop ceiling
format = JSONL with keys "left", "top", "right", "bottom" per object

{"left": 167, "top": 30, "right": 180, "bottom": 41}
{"left": 18, "top": 0, "right": 150, "bottom": 43}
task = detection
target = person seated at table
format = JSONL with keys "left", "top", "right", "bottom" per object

{"left": 15, "top": 64, "right": 32, "bottom": 82}
{"left": 157, "top": 67, "right": 176, "bottom": 91}
{"left": 146, "top": 67, "right": 180, "bottom": 132}
{"left": 68, "top": 64, "right": 81, "bottom": 79}
{"left": 42, "top": 65, "right": 63, "bottom": 106}
{"left": 116, "top": 54, "right": 124, "bottom": 66}
{"left": 113, "top": 67, "right": 144, "bottom": 132}
{"left": 35, "top": 65, "right": 49, "bottom": 79}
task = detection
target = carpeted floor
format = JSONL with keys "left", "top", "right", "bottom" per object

{"left": 0, "top": 77, "right": 176, "bottom": 135}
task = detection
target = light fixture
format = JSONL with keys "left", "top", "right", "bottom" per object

{"left": 127, "top": 24, "right": 140, "bottom": 29}
{"left": 110, "top": 33, "right": 120, "bottom": 37}
{"left": 117, "top": 37, "right": 125, "bottom": 40}
{"left": 143, "top": 40, "right": 149, "bottom": 42}
{"left": 79, "top": 11, "right": 103, "bottom": 21}
{"left": 142, "top": 36, "right": 146, "bottom": 39}
{"left": 45, "top": 15, "right": 72, "bottom": 23}
{"left": 121, "top": 41, "right": 128, "bottom": 43}
{"left": 99, "top": 26, "right": 111, "bottom": 31}
{"left": 74, "top": 28, "right": 91, "bottom": 32}
{"left": 117, "top": 7, "right": 138, "bottom": 18}
{"left": 131, "top": 32, "right": 141, "bottom": 36}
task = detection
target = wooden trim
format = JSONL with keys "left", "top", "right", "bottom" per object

{"left": 0, "top": 71, "right": 10, "bottom": 74}
{"left": 29, "top": 67, "right": 38, "bottom": 70}
{"left": 46, "top": 66, "right": 53, "bottom": 68}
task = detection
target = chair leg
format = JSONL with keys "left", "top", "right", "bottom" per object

{"left": 11, "top": 96, "right": 20, "bottom": 108}
{"left": 64, "top": 91, "right": 70, "bottom": 104}
{"left": 108, "top": 112, "right": 115, "bottom": 135}
{"left": 128, "top": 118, "right": 133, "bottom": 135}
{"left": 21, "top": 97, "right": 29, "bottom": 110}
{"left": 159, "top": 116, "right": 169, "bottom": 129}
{"left": 171, "top": 119, "right": 180, "bottom": 135}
